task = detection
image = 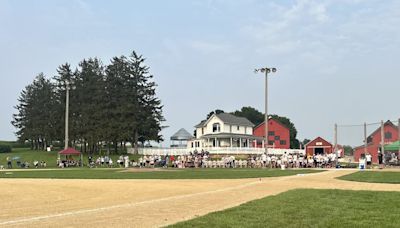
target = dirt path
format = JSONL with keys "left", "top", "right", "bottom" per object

{"left": 0, "top": 169, "right": 399, "bottom": 228}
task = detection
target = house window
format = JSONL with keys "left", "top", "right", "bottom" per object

{"left": 237, "top": 126, "right": 240, "bottom": 131}
{"left": 268, "top": 131, "right": 275, "bottom": 136}
{"left": 201, "top": 128, "right": 204, "bottom": 135}
{"left": 213, "top": 123, "right": 220, "bottom": 132}
{"left": 268, "top": 140, "right": 274, "bottom": 145}
{"left": 274, "top": 136, "right": 280, "bottom": 140}
{"left": 280, "top": 140, "right": 286, "bottom": 145}
{"left": 367, "top": 136, "right": 373, "bottom": 143}
{"left": 385, "top": 132, "right": 392, "bottom": 139}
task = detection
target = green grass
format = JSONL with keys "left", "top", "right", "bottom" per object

{"left": 0, "top": 148, "right": 139, "bottom": 168}
{"left": 338, "top": 171, "right": 400, "bottom": 184}
{"left": 169, "top": 189, "right": 400, "bottom": 228}
{"left": 0, "top": 168, "right": 322, "bottom": 179}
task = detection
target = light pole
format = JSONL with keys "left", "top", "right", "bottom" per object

{"left": 64, "top": 81, "right": 71, "bottom": 150}
{"left": 255, "top": 67, "right": 277, "bottom": 154}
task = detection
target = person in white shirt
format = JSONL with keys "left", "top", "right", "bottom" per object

{"left": 366, "top": 153, "right": 372, "bottom": 168}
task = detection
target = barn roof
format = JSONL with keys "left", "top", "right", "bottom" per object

{"left": 305, "top": 136, "right": 332, "bottom": 147}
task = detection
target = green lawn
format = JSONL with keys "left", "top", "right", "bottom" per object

{"left": 0, "top": 148, "right": 139, "bottom": 168}
{"left": 0, "top": 168, "right": 322, "bottom": 179}
{"left": 170, "top": 189, "right": 400, "bottom": 228}
{"left": 338, "top": 171, "right": 400, "bottom": 184}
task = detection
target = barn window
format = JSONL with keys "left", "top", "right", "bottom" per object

{"left": 280, "top": 140, "right": 286, "bottom": 145}
{"left": 385, "top": 132, "right": 392, "bottom": 139}
{"left": 268, "top": 140, "right": 274, "bottom": 145}
{"left": 268, "top": 131, "right": 275, "bottom": 136}
{"left": 213, "top": 123, "right": 220, "bottom": 132}
{"left": 275, "top": 136, "right": 280, "bottom": 140}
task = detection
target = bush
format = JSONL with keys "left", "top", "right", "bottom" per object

{"left": 0, "top": 144, "right": 12, "bottom": 153}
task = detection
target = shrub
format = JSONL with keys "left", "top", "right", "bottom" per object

{"left": 0, "top": 144, "right": 12, "bottom": 153}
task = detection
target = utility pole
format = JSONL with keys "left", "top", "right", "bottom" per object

{"left": 64, "top": 81, "right": 70, "bottom": 150}
{"left": 334, "top": 123, "right": 338, "bottom": 156}
{"left": 255, "top": 67, "right": 277, "bottom": 154}
{"left": 381, "top": 120, "right": 385, "bottom": 164}
{"left": 364, "top": 122, "right": 367, "bottom": 154}
{"left": 398, "top": 118, "right": 400, "bottom": 156}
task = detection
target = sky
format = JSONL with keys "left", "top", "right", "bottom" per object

{"left": 0, "top": 0, "right": 399, "bottom": 146}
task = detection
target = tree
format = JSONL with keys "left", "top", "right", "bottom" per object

{"left": 12, "top": 50, "right": 164, "bottom": 154}
{"left": 232, "top": 106, "right": 264, "bottom": 126}
{"left": 343, "top": 145, "right": 353, "bottom": 156}
{"left": 127, "top": 51, "right": 164, "bottom": 153}
{"left": 12, "top": 73, "right": 57, "bottom": 150}
{"left": 300, "top": 138, "right": 311, "bottom": 148}
{"left": 206, "top": 109, "right": 224, "bottom": 119}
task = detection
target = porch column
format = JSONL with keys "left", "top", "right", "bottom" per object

{"left": 239, "top": 138, "right": 242, "bottom": 148}
{"left": 230, "top": 137, "right": 233, "bottom": 148}
{"left": 247, "top": 139, "right": 250, "bottom": 148}
{"left": 207, "top": 138, "right": 210, "bottom": 148}
{"left": 262, "top": 140, "right": 265, "bottom": 148}
{"left": 215, "top": 137, "right": 217, "bottom": 148}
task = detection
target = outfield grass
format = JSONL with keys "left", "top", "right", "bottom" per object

{"left": 338, "top": 171, "right": 400, "bottom": 184}
{"left": 0, "top": 148, "right": 139, "bottom": 168}
{"left": 170, "top": 189, "right": 400, "bottom": 228}
{"left": 0, "top": 168, "right": 322, "bottom": 179}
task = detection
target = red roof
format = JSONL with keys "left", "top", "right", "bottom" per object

{"left": 59, "top": 147, "right": 81, "bottom": 155}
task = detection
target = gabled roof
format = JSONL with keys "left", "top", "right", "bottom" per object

{"left": 170, "top": 128, "right": 193, "bottom": 140}
{"left": 194, "top": 120, "right": 206, "bottom": 128}
{"left": 216, "top": 113, "right": 254, "bottom": 127}
{"left": 367, "top": 120, "right": 397, "bottom": 139}
{"left": 194, "top": 113, "right": 254, "bottom": 128}
{"left": 354, "top": 120, "right": 398, "bottom": 149}
{"left": 254, "top": 118, "right": 289, "bottom": 131}
{"left": 305, "top": 136, "right": 332, "bottom": 147}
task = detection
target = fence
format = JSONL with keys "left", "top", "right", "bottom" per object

{"left": 129, "top": 147, "right": 305, "bottom": 156}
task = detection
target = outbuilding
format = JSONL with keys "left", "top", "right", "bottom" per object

{"left": 305, "top": 137, "right": 333, "bottom": 157}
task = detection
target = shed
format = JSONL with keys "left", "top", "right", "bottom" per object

{"left": 305, "top": 137, "right": 333, "bottom": 156}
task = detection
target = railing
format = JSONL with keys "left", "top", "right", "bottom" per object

{"left": 131, "top": 147, "right": 305, "bottom": 156}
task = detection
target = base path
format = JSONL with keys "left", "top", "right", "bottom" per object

{"left": 0, "top": 169, "right": 399, "bottom": 227}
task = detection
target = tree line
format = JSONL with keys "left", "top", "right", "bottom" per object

{"left": 12, "top": 51, "right": 164, "bottom": 154}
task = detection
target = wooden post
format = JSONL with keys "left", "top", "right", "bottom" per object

{"left": 381, "top": 120, "right": 385, "bottom": 164}
{"left": 364, "top": 122, "right": 367, "bottom": 154}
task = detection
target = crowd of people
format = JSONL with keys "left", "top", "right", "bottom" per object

{"left": 131, "top": 151, "right": 338, "bottom": 169}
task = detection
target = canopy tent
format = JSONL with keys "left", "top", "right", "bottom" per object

{"left": 384, "top": 141, "right": 400, "bottom": 151}
{"left": 59, "top": 147, "right": 81, "bottom": 155}
{"left": 58, "top": 148, "right": 83, "bottom": 167}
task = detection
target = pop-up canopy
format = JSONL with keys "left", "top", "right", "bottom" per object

{"left": 59, "top": 147, "right": 81, "bottom": 156}
{"left": 384, "top": 141, "right": 400, "bottom": 151}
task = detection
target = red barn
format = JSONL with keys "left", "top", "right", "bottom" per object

{"left": 253, "top": 118, "right": 290, "bottom": 149}
{"left": 353, "top": 121, "right": 399, "bottom": 163}
{"left": 305, "top": 137, "right": 333, "bottom": 157}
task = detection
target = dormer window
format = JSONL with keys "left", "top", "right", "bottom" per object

{"left": 213, "top": 123, "right": 221, "bottom": 132}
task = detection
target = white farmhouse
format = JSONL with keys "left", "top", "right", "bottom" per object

{"left": 189, "top": 113, "right": 262, "bottom": 150}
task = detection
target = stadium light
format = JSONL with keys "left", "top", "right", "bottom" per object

{"left": 254, "top": 67, "right": 277, "bottom": 154}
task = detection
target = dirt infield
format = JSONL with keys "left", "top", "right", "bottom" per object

{"left": 0, "top": 169, "right": 399, "bottom": 227}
